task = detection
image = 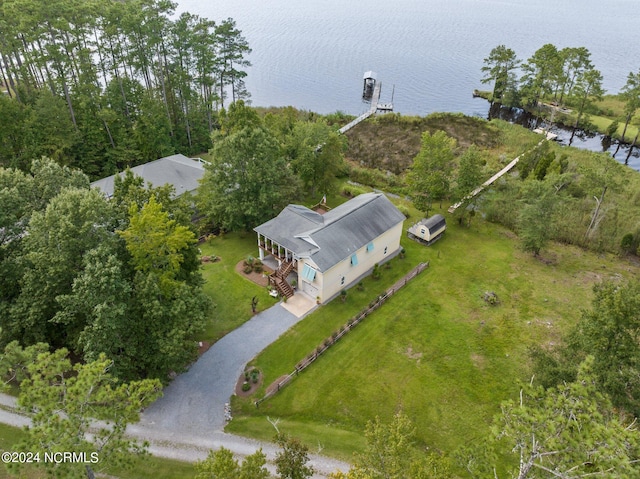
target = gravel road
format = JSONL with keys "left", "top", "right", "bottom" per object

{"left": 0, "top": 302, "right": 351, "bottom": 477}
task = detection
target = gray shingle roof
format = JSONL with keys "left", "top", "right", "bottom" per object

{"left": 90, "top": 154, "right": 205, "bottom": 198}
{"left": 255, "top": 193, "right": 405, "bottom": 271}
{"left": 253, "top": 204, "right": 324, "bottom": 256}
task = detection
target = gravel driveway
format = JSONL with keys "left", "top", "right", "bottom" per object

{"left": 140, "top": 302, "right": 302, "bottom": 434}
{"left": 0, "top": 302, "right": 351, "bottom": 477}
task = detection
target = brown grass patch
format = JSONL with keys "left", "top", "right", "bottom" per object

{"left": 404, "top": 345, "right": 423, "bottom": 362}
{"left": 345, "top": 113, "right": 502, "bottom": 174}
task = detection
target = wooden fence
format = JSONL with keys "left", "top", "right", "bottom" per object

{"left": 255, "top": 261, "right": 430, "bottom": 407}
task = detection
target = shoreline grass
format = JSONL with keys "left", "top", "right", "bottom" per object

{"left": 474, "top": 90, "right": 639, "bottom": 142}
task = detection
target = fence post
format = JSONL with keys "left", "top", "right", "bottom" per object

{"left": 256, "top": 261, "right": 430, "bottom": 404}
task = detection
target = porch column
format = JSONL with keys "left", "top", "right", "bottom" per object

{"left": 257, "top": 234, "right": 264, "bottom": 260}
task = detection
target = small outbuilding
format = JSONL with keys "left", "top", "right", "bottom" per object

{"left": 407, "top": 214, "right": 446, "bottom": 245}
{"left": 362, "top": 71, "right": 377, "bottom": 101}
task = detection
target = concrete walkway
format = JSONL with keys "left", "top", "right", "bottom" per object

{"left": 281, "top": 292, "right": 317, "bottom": 318}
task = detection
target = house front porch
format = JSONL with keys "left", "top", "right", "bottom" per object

{"left": 257, "top": 233, "right": 298, "bottom": 268}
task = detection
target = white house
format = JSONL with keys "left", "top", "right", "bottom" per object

{"left": 254, "top": 193, "right": 405, "bottom": 303}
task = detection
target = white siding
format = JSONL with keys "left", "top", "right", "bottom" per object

{"left": 298, "top": 258, "right": 323, "bottom": 302}
{"left": 321, "top": 221, "right": 403, "bottom": 301}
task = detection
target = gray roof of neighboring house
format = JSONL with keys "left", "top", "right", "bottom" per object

{"left": 90, "top": 154, "right": 206, "bottom": 198}
{"left": 255, "top": 193, "right": 405, "bottom": 271}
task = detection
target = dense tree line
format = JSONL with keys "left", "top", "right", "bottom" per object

{"left": 482, "top": 44, "right": 640, "bottom": 150}
{"left": 0, "top": 0, "right": 250, "bottom": 177}
{"left": 481, "top": 136, "right": 639, "bottom": 256}
{"left": 0, "top": 159, "right": 211, "bottom": 381}
{"left": 197, "top": 102, "right": 347, "bottom": 232}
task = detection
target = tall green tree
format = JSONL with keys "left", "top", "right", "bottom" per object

{"left": 614, "top": 69, "right": 640, "bottom": 156}
{"left": 128, "top": 273, "right": 210, "bottom": 379}
{"left": 274, "top": 433, "right": 314, "bottom": 479}
{"left": 455, "top": 146, "right": 483, "bottom": 198}
{"left": 8, "top": 187, "right": 113, "bottom": 347}
{"left": 119, "top": 195, "right": 196, "bottom": 293}
{"left": 25, "top": 90, "right": 79, "bottom": 163}
{"left": 0, "top": 93, "right": 29, "bottom": 168}
{"left": 481, "top": 45, "right": 520, "bottom": 105}
{"left": 0, "top": 159, "right": 88, "bottom": 327}
{"left": 13, "top": 349, "right": 162, "bottom": 479}
{"left": 217, "top": 99, "right": 261, "bottom": 135}
{"left": 452, "top": 146, "right": 484, "bottom": 226}
{"left": 115, "top": 194, "right": 209, "bottom": 379}
{"left": 215, "top": 18, "right": 251, "bottom": 107}
{"left": 27, "top": 157, "right": 90, "bottom": 211}
{"left": 572, "top": 280, "right": 640, "bottom": 415}
{"left": 489, "top": 358, "right": 639, "bottom": 479}
{"left": 517, "top": 180, "right": 556, "bottom": 256}
{"left": 520, "top": 44, "right": 562, "bottom": 124}
{"left": 407, "top": 130, "right": 455, "bottom": 214}
{"left": 288, "top": 121, "right": 346, "bottom": 197}
{"left": 569, "top": 67, "right": 604, "bottom": 145}
{"left": 198, "top": 111, "right": 299, "bottom": 231}
{"left": 133, "top": 94, "right": 176, "bottom": 163}
{"left": 54, "top": 245, "right": 133, "bottom": 376}
{"left": 0, "top": 0, "right": 251, "bottom": 173}
{"left": 556, "top": 47, "right": 592, "bottom": 105}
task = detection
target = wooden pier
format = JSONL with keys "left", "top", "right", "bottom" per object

{"left": 339, "top": 80, "right": 392, "bottom": 134}
{"left": 448, "top": 138, "right": 548, "bottom": 213}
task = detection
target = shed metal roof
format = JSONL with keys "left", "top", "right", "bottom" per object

{"left": 90, "top": 154, "right": 205, "bottom": 198}
{"left": 255, "top": 193, "right": 405, "bottom": 271}
{"left": 415, "top": 214, "right": 446, "bottom": 232}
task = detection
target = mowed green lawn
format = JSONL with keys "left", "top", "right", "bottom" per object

{"left": 227, "top": 214, "right": 635, "bottom": 464}
{"left": 198, "top": 232, "right": 279, "bottom": 342}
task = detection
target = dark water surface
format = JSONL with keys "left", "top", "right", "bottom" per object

{"left": 177, "top": 0, "right": 639, "bottom": 117}
{"left": 489, "top": 104, "right": 640, "bottom": 171}
{"left": 176, "top": 0, "right": 640, "bottom": 169}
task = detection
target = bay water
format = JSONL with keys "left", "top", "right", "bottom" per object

{"left": 176, "top": 0, "right": 640, "bottom": 168}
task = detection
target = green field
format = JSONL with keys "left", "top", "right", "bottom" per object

{"left": 198, "top": 232, "right": 279, "bottom": 341}
{"left": 227, "top": 210, "right": 637, "bottom": 469}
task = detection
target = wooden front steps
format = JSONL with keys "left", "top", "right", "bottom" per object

{"left": 273, "top": 276, "right": 294, "bottom": 299}
{"left": 275, "top": 260, "right": 294, "bottom": 280}
{"left": 269, "top": 260, "right": 295, "bottom": 299}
